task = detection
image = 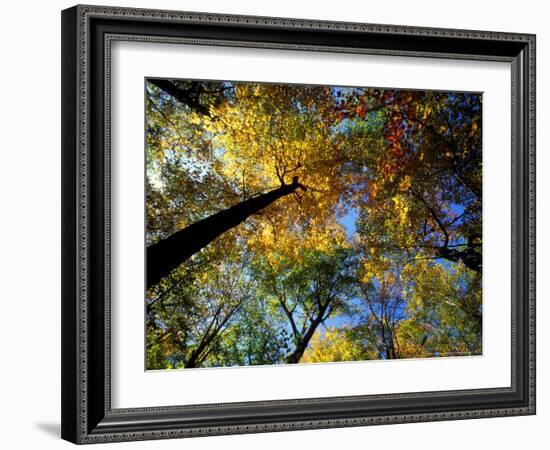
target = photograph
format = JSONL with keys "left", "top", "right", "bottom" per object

{"left": 145, "top": 79, "right": 483, "bottom": 370}
{"left": 56, "top": 3, "right": 537, "bottom": 444}
{"left": 0, "top": 0, "right": 544, "bottom": 447}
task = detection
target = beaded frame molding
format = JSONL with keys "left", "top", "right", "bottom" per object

{"left": 61, "top": 4, "right": 536, "bottom": 444}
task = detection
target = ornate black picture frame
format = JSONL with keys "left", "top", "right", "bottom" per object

{"left": 61, "top": 4, "right": 536, "bottom": 444}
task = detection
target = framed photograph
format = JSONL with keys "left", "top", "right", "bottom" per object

{"left": 61, "top": 4, "right": 536, "bottom": 444}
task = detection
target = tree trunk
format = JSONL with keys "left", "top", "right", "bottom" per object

{"left": 148, "top": 79, "right": 211, "bottom": 116}
{"left": 439, "top": 246, "right": 481, "bottom": 273}
{"left": 285, "top": 322, "right": 319, "bottom": 364}
{"left": 284, "top": 300, "right": 329, "bottom": 364}
{"left": 147, "top": 177, "right": 305, "bottom": 288}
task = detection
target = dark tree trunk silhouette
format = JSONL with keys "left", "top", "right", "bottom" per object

{"left": 284, "top": 297, "right": 331, "bottom": 364}
{"left": 412, "top": 190, "right": 482, "bottom": 274}
{"left": 438, "top": 246, "right": 481, "bottom": 273}
{"left": 148, "top": 79, "right": 230, "bottom": 117}
{"left": 147, "top": 177, "right": 305, "bottom": 288}
{"left": 285, "top": 317, "right": 323, "bottom": 364}
{"left": 438, "top": 233, "right": 482, "bottom": 273}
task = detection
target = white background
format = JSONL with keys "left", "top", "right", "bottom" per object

{"left": 0, "top": 0, "right": 547, "bottom": 449}
{"left": 112, "top": 42, "right": 511, "bottom": 408}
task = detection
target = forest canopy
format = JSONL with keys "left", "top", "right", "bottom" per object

{"left": 145, "top": 79, "right": 482, "bottom": 369}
